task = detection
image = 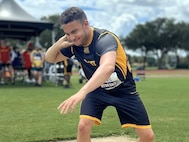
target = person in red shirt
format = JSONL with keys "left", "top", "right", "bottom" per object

{"left": 0, "top": 39, "right": 13, "bottom": 84}
{"left": 21, "top": 42, "right": 33, "bottom": 82}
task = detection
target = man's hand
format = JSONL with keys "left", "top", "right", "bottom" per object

{"left": 58, "top": 35, "right": 73, "bottom": 48}
{"left": 57, "top": 92, "right": 86, "bottom": 114}
{"left": 45, "top": 35, "right": 73, "bottom": 63}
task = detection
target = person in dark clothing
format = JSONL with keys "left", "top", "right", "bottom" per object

{"left": 45, "top": 7, "right": 154, "bottom": 142}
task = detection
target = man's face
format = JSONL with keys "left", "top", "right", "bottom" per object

{"left": 62, "top": 20, "right": 89, "bottom": 46}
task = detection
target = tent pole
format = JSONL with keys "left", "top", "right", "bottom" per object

{"left": 51, "top": 30, "right": 58, "bottom": 86}
{"left": 35, "top": 36, "right": 42, "bottom": 48}
{"left": 52, "top": 30, "right": 55, "bottom": 44}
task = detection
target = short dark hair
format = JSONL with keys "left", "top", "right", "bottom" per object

{"left": 60, "top": 7, "right": 87, "bottom": 24}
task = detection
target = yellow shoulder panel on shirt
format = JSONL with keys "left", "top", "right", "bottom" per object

{"left": 104, "top": 32, "right": 128, "bottom": 78}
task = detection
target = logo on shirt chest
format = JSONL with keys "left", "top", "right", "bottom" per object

{"left": 84, "top": 59, "right": 96, "bottom": 66}
{"left": 84, "top": 47, "right": 90, "bottom": 54}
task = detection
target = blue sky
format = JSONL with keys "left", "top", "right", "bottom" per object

{"left": 2, "top": 0, "right": 189, "bottom": 37}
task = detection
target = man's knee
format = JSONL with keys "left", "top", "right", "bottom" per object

{"left": 136, "top": 128, "right": 154, "bottom": 142}
{"left": 78, "top": 118, "right": 93, "bottom": 133}
{"left": 145, "top": 130, "right": 154, "bottom": 142}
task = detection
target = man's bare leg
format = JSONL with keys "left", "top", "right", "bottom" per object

{"left": 77, "top": 118, "right": 94, "bottom": 142}
{"left": 135, "top": 128, "right": 154, "bottom": 142}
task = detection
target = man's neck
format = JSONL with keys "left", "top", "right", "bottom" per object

{"left": 83, "top": 27, "right": 93, "bottom": 47}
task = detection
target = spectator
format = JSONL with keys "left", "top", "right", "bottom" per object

{"left": 0, "top": 39, "right": 14, "bottom": 84}
{"left": 11, "top": 46, "right": 23, "bottom": 83}
{"left": 30, "top": 44, "right": 44, "bottom": 86}
{"left": 78, "top": 66, "right": 86, "bottom": 84}
{"left": 22, "top": 42, "right": 33, "bottom": 82}
{"left": 63, "top": 58, "right": 73, "bottom": 88}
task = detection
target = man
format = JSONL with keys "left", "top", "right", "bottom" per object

{"left": 45, "top": 7, "right": 154, "bottom": 142}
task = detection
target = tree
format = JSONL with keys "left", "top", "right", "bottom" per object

{"left": 123, "top": 22, "right": 157, "bottom": 69}
{"left": 123, "top": 18, "right": 187, "bottom": 69}
{"left": 39, "top": 15, "right": 64, "bottom": 49}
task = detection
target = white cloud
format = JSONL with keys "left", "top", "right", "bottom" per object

{"left": 10, "top": 0, "right": 189, "bottom": 37}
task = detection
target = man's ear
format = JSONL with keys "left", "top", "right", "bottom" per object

{"left": 84, "top": 20, "right": 89, "bottom": 28}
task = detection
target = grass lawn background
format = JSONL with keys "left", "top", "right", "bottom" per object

{"left": 0, "top": 70, "right": 189, "bottom": 142}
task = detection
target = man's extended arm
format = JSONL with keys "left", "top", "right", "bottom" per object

{"left": 58, "top": 51, "right": 116, "bottom": 114}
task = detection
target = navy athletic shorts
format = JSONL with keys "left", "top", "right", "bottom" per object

{"left": 80, "top": 88, "right": 151, "bottom": 129}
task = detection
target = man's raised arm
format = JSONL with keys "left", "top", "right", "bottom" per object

{"left": 45, "top": 36, "right": 73, "bottom": 63}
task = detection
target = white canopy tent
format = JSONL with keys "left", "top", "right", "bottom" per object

{"left": 0, "top": 0, "right": 54, "bottom": 41}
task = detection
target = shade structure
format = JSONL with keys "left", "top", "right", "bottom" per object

{"left": 0, "top": 0, "right": 53, "bottom": 40}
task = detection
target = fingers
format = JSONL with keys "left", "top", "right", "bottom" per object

{"left": 57, "top": 98, "right": 77, "bottom": 114}
{"left": 61, "top": 35, "right": 68, "bottom": 41}
{"left": 71, "top": 101, "right": 77, "bottom": 113}
{"left": 57, "top": 101, "right": 71, "bottom": 114}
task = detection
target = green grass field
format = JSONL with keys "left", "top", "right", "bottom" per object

{"left": 0, "top": 74, "right": 189, "bottom": 142}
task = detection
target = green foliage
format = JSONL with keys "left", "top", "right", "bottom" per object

{"left": 39, "top": 14, "right": 64, "bottom": 49}
{"left": 122, "top": 18, "right": 189, "bottom": 69}
{"left": 0, "top": 75, "right": 189, "bottom": 142}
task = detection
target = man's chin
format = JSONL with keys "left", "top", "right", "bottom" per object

{"left": 73, "top": 42, "right": 82, "bottom": 46}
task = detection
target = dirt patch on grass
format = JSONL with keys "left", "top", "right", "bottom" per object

{"left": 88, "top": 136, "right": 136, "bottom": 142}
{"left": 62, "top": 135, "right": 136, "bottom": 142}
